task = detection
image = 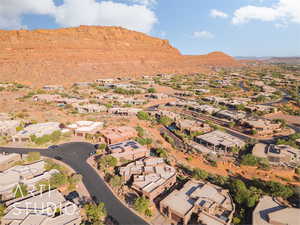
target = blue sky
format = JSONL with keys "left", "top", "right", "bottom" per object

{"left": 0, "top": 0, "right": 299, "bottom": 56}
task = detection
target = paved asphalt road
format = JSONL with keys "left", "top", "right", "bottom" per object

{"left": 0, "top": 142, "right": 148, "bottom": 225}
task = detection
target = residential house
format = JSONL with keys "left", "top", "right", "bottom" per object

{"left": 160, "top": 180, "right": 235, "bottom": 225}
{"left": 191, "top": 105, "right": 219, "bottom": 115}
{"left": 95, "top": 93, "right": 123, "bottom": 100}
{"left": 155, "top": 110, "right": 181, "bottom": 122}
{"left": 12, "top": 122, "right": 62, "bottom": 143}
{"left": 145, "top": 93, "right": 169, "bottom": 99}
{"left": 100, "top": 126, "right": 138, "bottom": 144}
{"left": 75, "top": 104, "right": 107, "bottom": 114}
{"left": 0, "top": 160, "right": 58, "bottom": 200}
{"left": 67, "top": 121, "right": 104, "bottom": 139}
{"left": 107, "top": 140, "right": 150, "bottom": 160}
{"left": 33, "top": 94, "right": 62, "bottom": 103}
{"left": 157, "top": 74, "right": 173, "bottom": 79}
{"left": 119, "top": 157, "right": 176, "bottom": 200}
{"left": 195, "top": 80, "right": 209, "bottom": 87}
{"left": 2, "top": 189, "right": 81, "bottom": 225}
{"left": 202, "top": 96, "right": 226, "bottom": 104}
{"left": 215, "top": 110, "right": 247, "bottom": 121}
{"left": 175, "top": 119, "right": 212, "bottom": 135}
{"left": 0, "top": 83, "right": 13, "bottom": 88}
{"left": 245, "top": 105, "right": 277, "bottom": 114}
{"left": 95, "top": 78, "right": 115, "bottom": 85}
{"left": 252, "top": 196, "right": 300, "bottom": 225}
{"left": 119, "top": 97, "right": 146, "bottom": 105}
{"left": 174, "top": 91, "right": 193, "bottom": 97}
{"left": 108, "top": 83, "right": 135, "bottom": 89}
{"left": 167, "top": 100, "right": 186, "bottom": 107}
{"left": 42, "top": 85, "right": 64, "bottom": 91}
{"left": 0, "top": 120, "right": 22, "bottom": 137}
{"left": 0, "top": 113, "right": 11, "bottom": 121}
{"left": 252, "top": 144, "right": 300, "bottom": 168}
{"left": 0, "top": 153, "right": 21, "bottom": 172}
{"left": 73, "top": 82, "right": 93, "bottom": 87}
{"left": 33, "top": 94, "right": 86, "bottom": 106}
{"left": 194, "top": 89, "right": 210, "bottom": 94}
{"left": 262, "top": 85, "right": 277, "bottom": 93}
{"left": 108, "top": 107, "right": 142, "bottom": 116}
{"left": 195, "top": 130, "right": 246, "bottom": 153}
{"left": 239, "top": 117, "right": 282, "bottom": 136}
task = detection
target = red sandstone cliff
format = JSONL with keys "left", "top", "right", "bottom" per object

{"left": 0, "top": 26, "right": 240, "bottom": 86}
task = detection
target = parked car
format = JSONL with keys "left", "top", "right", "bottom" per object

{"left": 48, "top": 145, "right": 59, "bottom": 150}
{"left": 54, "top": 156, "right": 62, "bottom": 160}
{"left": 89, "top": 151, "right": 97, "bottom": 156}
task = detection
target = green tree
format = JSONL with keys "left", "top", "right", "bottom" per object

{"left": 16, "top": 125, "right": 24, "bottom": 132}
{"left": 135, "top": 126, "right": 145, "bottom": 137}
{"left": 158, "top": 116, "right": 173, "bottom": 126}
{"left": 27, "top": 152, "right": 41, "bottom": 162}
{"left": 109, "top": 175, "right": 123, "bottom": 188}
{"left": 50, "top": 130, "right": 62, "bottom": 142}
{"left": 97, "top": 143, "right": 106, "bottom": 150}
{"left": 0, "top": 204, "right": 6, "bottom": 220}
{"left": 137, "top": 111, "right": 150, "bottom": 120}
{"left": 84, "top": 203, "right": 107, "bottom": 223}
{"left": 156, "top": 148, "right": 168, "bottom": 158}
{"left": 145, "top": 208, "right": 153, "bottom": 217}
{"left": 68, "top": 174, "right": 82, "bottom": 190}
{"left": 240, "top": 154, "right": 260, "bottom": 166}
{"left": 230, "top": 179, "right": 260, "bottom": 208}
{"left": 50, "top": 173, "right": 68, "bottom": 188}
{"left": 236, "top": 104, "right": 245, "bottom": 111}
{"left": 134, "top": 196, "right": 150, "bottom": 215}
{"left": 272, "top": 118, "right": 287, "bottom": 128}
{"left": 98, "top": 155, "right": 118, "bottom": 169}
{"left": 135, "top": 137, "right": 152, "bottom": 146}
{"left": 192, "top": 168, "right": 209, "bottom": 180}
{"left": 147, "top": 87, "right": 156, "bottom": 93}
{"left": 266, "top": 181, "right": 294, "bottom": 199}
{"left": 228, "top": 121, "right": 235, "bottom": 128}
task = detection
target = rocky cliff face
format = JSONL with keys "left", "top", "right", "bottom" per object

{"left": 0, "top": 26, "right": 240, "bottom": 86}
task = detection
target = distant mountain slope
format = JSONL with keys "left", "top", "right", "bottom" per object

{"left": 266, "top": 57, "right": 300, "bottom": 64}
{"left": 0, "top": 26, "right": 240, "bottom": 86}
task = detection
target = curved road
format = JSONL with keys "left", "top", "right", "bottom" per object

{"left": 0, "top": 142, "right": 148, "bottom": 225}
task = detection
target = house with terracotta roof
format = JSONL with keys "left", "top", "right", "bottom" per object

{"left": 107, "top": 140, "right": 150, "bottom": 160}
{"left": 100, "top": 126, "right": 138, "bottom": 144}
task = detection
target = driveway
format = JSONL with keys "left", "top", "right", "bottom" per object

{"left": 0, "top": 142, "right": 148, "bottom": 225}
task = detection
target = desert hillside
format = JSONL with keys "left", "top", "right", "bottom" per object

{"left": 0, "top": 26, "right": 240, "bottom": 86}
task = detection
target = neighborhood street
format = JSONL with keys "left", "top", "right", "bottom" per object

{"left": 0, "top": 142, "right": 148, "bottom": 225}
